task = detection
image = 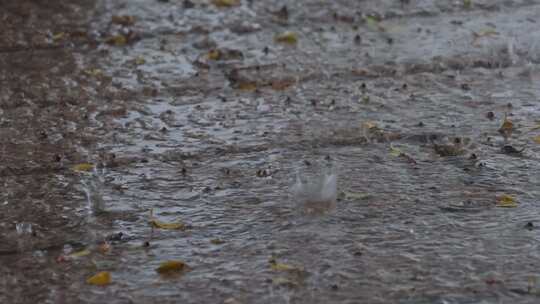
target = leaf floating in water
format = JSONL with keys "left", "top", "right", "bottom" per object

{"left": 87, "top": 271, "right": 111, "bottom": 286}
{"left": 52, "top": 32, "right": 66, "bottom": 42}
{"left": 149, "top": 209, "right": 186, "bottom": 230}
{"left": 156, "top": 260, "right": 186, "bottom": 274}
{"left": 463, "top": 0, "right": 472, "bottom": 9}
{"left": 236, "top": 81, "right": 257, "bottom": 91}
{"left": 72, "top": 163, "right": 94, "bottom": 172}
{"left": 70, "top": 249, "right": 91, "bottom": 258}
{"left": 134, "top": 56, "right": 146, "bottom": 65}
{"left": 84, "top": 69, "right": 103, "bottom": 77}
{"left": 341, "top": 191, "right": 371, "bottom": 201}
{"left": 272, "top": 277, "right": 298, "bottom": 288}
{"left": 498, "top": 114, "right": 513, "bottom": 138}
{"left": 207, "top": 49, "right": 221, "bottom": 60}
{"left": 105, "top": 34, "right": 128, "bottom": 46}
{"left": 111, "top": 15, "right": 135, "bottom": 26}
{"left": 389, "top": 146, "right": 402, "bottom": 157}
{"left": 496, "top": 194, "right": 518, "bottom": 208}
{"left": 533, "top": 135, "right": 540, "bottom": 144}
{"left": 150, "top": 219, "right": 186, "bottom": 230}
{"left": 212, "top": 0, "right": 240, "bottom": 7}
{"left": 275, "top": 31, "right": 298, "bottom": 44}
{"left": 210, "top": 238, "right": 225, "bottom": 245}
{"left": 269, "top": 258, "right": 302, "bottom": 272}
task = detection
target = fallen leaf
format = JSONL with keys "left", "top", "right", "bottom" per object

{"left": 69, "top": 249, "right": 91, "bottom": 258}
{"left": 84, "top": 69, "right": 103, "bottom": 77}
{"left": 272, "top": 277, "right": 298, "bottom": 288}
{"left": 275, "top": 31, "right": 298, "bottom": 44}
{"left": 207, "top": 49, "right": 221, "bottom": 60}
{"left": 341, "top": 191, "right": 371, "bottom": 200}
{"left": 463, "top": 0, "right": 472, "bottom": 8}
{"left": 52, "top": 32, "right": 66, "bottom": 42}
{"left": 149, "top": 209, "right": 186, "bottom": 230}
{"left": 365, "top": 15, "right": 385, "bottom": 31}
{"left": 390, "top": 146, "right": 402, "bottom": 157}
{"left": 150, "top": 219, "right": 186, "bottom": 230}
{"left": 236, "top": 81, "right": 257, "bottom": 91}
{"left": 269, "top": 259, "right": 302, "bottom": 272}
{"left": 72, "top": 163, "right": 94, "bottom": 172}
{"left": 210, "top": 238, "right": 225, "bottom": 245}
{"left": 98, "top": 242, "right": 111, "bottom": 253}
{"left": 212, "top": 0, "right": 240, "bottom": 7}
{"left": 87, "top": 271, "right": 111, "bottom": 286}
{"left": 498, "top": 114, "right": 513, "bottom": 138}
{"left": 496, "top": 194, "right": 518, "bottom": 208}
{"left": 111, "top": 15, "right": 135, "bottom": 26}
{"left": 362, "top": 121, "right": 378, "bottom": 130}
{"left": 105, "top": 34, "right": 127, "bottom": 46}
{"left": 533, "top": 135, "right": 540, "bottom": 144}
{"left": 134, "top": 56, "right": 146, "bottom": 65}
{"left": 156, "top": 260, "right": 186, "bottom": 274}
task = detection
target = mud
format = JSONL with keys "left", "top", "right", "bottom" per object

{"left": 2, "top": 0, "right": 540, "bottom": 303}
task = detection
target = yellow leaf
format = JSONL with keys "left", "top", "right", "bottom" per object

{"left": 499, "top": 115, "right": 513, "bottom": 133}
{"left": 52, "top": 32, "right": 65, "bottom": 41}
{"left": 210, "top": 238, "right": 225, "bottom": 245}
{"left": 150, "top": 219, "right": 186, "bottom": 230}
{"left": 272, "top": 277, "right": 298, "bottom": 287}
{"left": 84, "top": 69, "right": 103, "bottom": 77}
{"left": 111, "top": 15, "right": 135, "bottom": 26}
{"left": 362, "top": 121, "right": 378, "bottom": 130}
{"left": 237, "top": 82, "right": 257, "bottom": 91}
{"left": 69, "top": 249, "right": 91, "bottom": 259}
{"left": 207, "top": 49, "right": 221, "bottom": 60}
{"left": 533, "top": 135, "right": 540, "bottom": 144}
{"left": 72, "top": 163, "right": 94, "bottom": 172}
{"left": 496, "top": 194, "right": 518, "bottom": 208}
{"left": 156, "top": 260, "right": 186, "bottom": 274}
{"left": 269, "top": 259, "right": 302, "bottom": 272}
{"left": 105, "top": 34, "right": 127, "bottom": 46}
{"left": 212, "top": 0, "right": 240, "bottom": 7}
{"left": 87, "top": 271, "right": 111, "bottom": 286}
{"left": 134, "top": 56, "right": 146, "bottom": 65}
{"left": 389, "top": 146, "right": 402, "bottom": 157}
{"left": 275, "top": 31, "right": 298, "bottom": 44}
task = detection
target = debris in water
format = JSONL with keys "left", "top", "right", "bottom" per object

{"left": 275, "top": 31, "right": 298, "bottom": 44}
{"left": 72, "top": 163, "right": 94, "bottom": 172}
{"left": 87, "top": 271, "right": 112, "bottom": 286}
{"left": 498, "top": 114, "right": 513, "bottom": 140}
{"left": 156, "top": 260, "right": 186, "bottom": 275}
{"left": 111, "top": 15, "right": 135, "bottom": 26}
{"left": 149, "top": 209, "right": 186, "bottom": 230}
{"left": 501, "top": 145, "right": 524, "bottom": 154}
{"left": 212, "top": 0, "right": 239, "bottom": 8}
{"left": 496, "top": 194, "right": 518, "bottom": 208}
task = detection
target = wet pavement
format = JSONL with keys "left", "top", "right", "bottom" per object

{"left": 2, "top": 0, "right": 540, "bottom": 303}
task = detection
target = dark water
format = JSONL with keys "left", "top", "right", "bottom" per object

{"left": 2, "top": 0, "right": 540, "bottom": 303}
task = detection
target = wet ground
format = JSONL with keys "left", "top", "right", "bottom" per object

{"left": 2, "top": 0, "right": 540, "bottom": 303}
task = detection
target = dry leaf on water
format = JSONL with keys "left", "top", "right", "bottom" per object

{"left": 156, "top": 260, "right": 186, "bottom": 274}
{"left": 87, "top": 271, "right": 111, "bottom": 286}
{"left": 275, "top": 31, "right": 298, "bottom": 44}
{"left": 212, "top": 0, "right": 240, "bottom": 7}
{"left": 269, "top": 259, "right": 303, "bottom": 272}
{"left": 72, "top": 163, "right": 94, "bottom": 172}
{"left": 496, "top": 194, "right": 518, "bottom": 208}
{"left": 111, "top": 15, "right": 135, "bottom": 26}
{"left": 149, "top": 209, "right": 186, "bottom": 230}
{"left": 533, "top": 135, "right": 540, "bottom": 144}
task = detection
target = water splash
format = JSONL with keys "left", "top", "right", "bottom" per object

{"left": 291, "top": 163, "right": 338, "bottom": 214}
{"left": 81, "top": 168, "right": 106, "bottom": 216}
